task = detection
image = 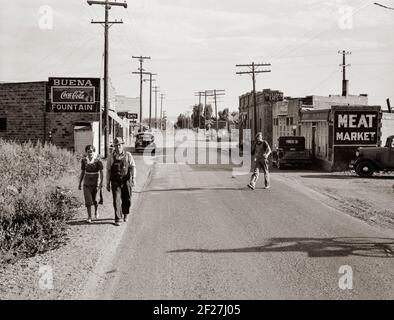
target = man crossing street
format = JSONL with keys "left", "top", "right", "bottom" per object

{"left": 248, "top": 132, "right": 272, "bottom": 190}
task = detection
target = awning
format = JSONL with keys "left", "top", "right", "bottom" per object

{"left": 108, "top": 110, "right": 129, "bottom": 128}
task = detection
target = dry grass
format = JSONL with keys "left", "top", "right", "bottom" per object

{"left": 0, "top": 139, "right": 83, "bottom": 263}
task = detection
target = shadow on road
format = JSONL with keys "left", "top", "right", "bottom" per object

{"left": 67, "top": 218, "right": 115, "bottom": 226}
{"left": 167, "top": 237, "right": 394, "bottom": 258}
{"left": 141, "top": 186, "right": 260, "bottom": 193}
{"left": 300, "top": 174, "right": 394, "bottom": 180}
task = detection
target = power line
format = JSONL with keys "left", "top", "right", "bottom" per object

{"left": 153, "top": 86, "right": 160, "bottom": 129}
{"left": 160, "top": 93, "right": 166, "bottom": 130}
{"left": 204, "top": 90, "right": 225, "bottom": 131}
{"left": 143, "top": 73, "right": 157, "bottom": 129}
{"left": 236, "top": 62, "right": 271, "bottom": 137}
{"left": 374, "top": 2, "right": 394, "bottom": 10}
{"left": 268, "top": 0, "right": 372, "bottom": 62}
{"left": 132, "top": 55, "right": 151, "bottom": 131}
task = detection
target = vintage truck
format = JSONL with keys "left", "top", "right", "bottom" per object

{"left": 272, "top": 136, "right": 313, "bottom": 170}
{"left": 350, "top": 135, "right": 394, "bottom": 177}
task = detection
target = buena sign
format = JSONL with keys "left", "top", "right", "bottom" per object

{"left": 47, "top": 77, "right": 100, "bottom": 112}
{"left": 334, "top": 110, "right": 379, "bottom": 145}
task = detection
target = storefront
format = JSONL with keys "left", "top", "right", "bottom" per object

{"left": 300, "top": 105, "right": 382, "bottom": 171}
{"left": 0, "top": 77, "right": 129, "bottom": 155}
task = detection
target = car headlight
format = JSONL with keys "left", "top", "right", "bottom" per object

{"left": 356, "top": 151, "right": 360, "bottom": 157}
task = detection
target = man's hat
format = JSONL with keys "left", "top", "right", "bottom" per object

{"left": 113, "top": 137, "right": 125, "bottom": 146}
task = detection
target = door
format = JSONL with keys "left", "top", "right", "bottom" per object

{"left": 74, "top": 123, "right": 93, "bottom": 155}
{"left": 381, "top": 137, "right": 394, "bottom": 168}
{"left": 312, "top": 125, "right": 316, "bottom": 160}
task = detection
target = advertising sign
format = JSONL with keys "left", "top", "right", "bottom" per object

{"left": 277, "top": 101, "right": 288, "bottom": 116}
{"left": 334, "top": 111, "right": 379, "bottom": 146}
{"left": 127, "top": 113, "right": 138, "bottom": 120}
{"left": 264, "top": 90, "right": 284, "bottom": 102}
{"left": 47, "top": 77, "right": 100, "bottom": 112}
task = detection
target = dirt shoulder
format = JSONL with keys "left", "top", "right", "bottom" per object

{"left": 0, "top": 153, "right": 153, "bottom": 300}
{"left": 271, "top": 169, "right": 394, "bottom": 231}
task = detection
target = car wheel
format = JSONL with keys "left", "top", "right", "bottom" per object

{"left": 278, "top": 162, "right": 285, "bottom": 170}
{"left": 355, "top": 161, "right": 374, "bottom": 177}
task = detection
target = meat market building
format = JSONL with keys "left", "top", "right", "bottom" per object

{"left": 300, "top": 105, "right": 384, "bottom": 171}
{"left": 0, "top": 77, "right": 130, "bottom": 155}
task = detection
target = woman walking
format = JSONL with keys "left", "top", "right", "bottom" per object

{"left": 78, "top": 145, "right": 104, "bottom": 223}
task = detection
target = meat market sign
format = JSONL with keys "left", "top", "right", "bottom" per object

{"left": 47, "top": 77, "right": 100, "bottom": 112}
{"left": 334, "top": 110, "right": 379, "bottom": 146}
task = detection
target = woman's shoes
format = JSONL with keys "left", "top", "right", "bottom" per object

{"left": 95, "top": 212, "right": 99, "bottom": 220}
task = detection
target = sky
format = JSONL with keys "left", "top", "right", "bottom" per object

{"left": 0, "top": 0, "right": 393, "bottom": 118}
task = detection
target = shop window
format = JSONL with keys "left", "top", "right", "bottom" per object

{"left": 0, "top": 118, "right": 6, "bottom": 132}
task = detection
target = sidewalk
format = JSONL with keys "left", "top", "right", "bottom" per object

{"left": 0, "top": 153, "right": 153, "bottom": 299}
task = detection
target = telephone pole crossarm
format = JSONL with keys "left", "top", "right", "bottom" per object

{"left": 88, "top": 1, "right": 127, "bottom": 8}
{"left": 236, "top": 61, "right": 271, "bottom": 138}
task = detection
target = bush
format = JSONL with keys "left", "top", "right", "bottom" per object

{"left": 0, "top": 140, "right": 83, "bottom": 263}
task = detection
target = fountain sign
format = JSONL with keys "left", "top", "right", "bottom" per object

{"left": 47, "top": 77, "right": 100, "bottom": 112}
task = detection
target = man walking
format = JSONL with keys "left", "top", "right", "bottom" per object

{"left": 106, "top": 137, "right": 136, "bottom": 226}
{"left": 248, "top": 132, "right": 271, "bottom": 190}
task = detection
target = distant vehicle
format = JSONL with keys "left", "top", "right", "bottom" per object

{"left": 350, "top": 135, "right": 394, "bottom": 177}
{"left": 135, "top": 132, "right": 156, "bottom": 154}
{"left": 272, "top": 136, "right": 312, "bottom": 170}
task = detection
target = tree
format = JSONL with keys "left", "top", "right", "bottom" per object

{"left": 219, "top": 108, "right": 229, "bottom": 121}
{"left": 192, "top": 104, "right": 204, "bottom": 128}
{"left": 230, "top": 111, "right": 239, "bottom": 124}
{"left": 176, "top": 113, "right": 191, "bottom": 129}
{"left": 204, "top": 104, "right": 213, "bottom": 120}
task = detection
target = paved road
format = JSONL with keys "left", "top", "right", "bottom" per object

{"left": 97, "top": 151, "right": 394, "bottom": 300}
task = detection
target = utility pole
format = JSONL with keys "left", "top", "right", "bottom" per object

{"left": 205, "top": 89, "right": 225, "bottom": 132}
{"left": 153, "top": 86, "right": 160, "bottom": 128}
{"left": 160, "top": 93, "right": 165, "bottom": 130}
{"left": 338, "top": 50, "right": 351, "bottom": 96}
{"left": 236, "top": 62, "right": 271, "bottom": 138}
{"left": 88, "top": 0, "right": 127, "bottom": 158}
{"left": 194, "top": 91, "right": 205, "bottom": 130}
{"left": 143, "top": 73, "right": 157, "bottom": 129}
{"left": 132, "top": 56, "right": 151, "bottom": 131}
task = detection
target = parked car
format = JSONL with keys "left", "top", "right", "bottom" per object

{"left": 272, "top": 136, "right": 312, "bottom": 170}
{"left": 134, "top": 132, "right": 156, "bottom": 154}
{"left": 350, "top": 135, "right": 394, "bottom": 177}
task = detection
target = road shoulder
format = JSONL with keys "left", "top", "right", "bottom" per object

{"left": 0, "top": 154, "right": 153, "bottom": 299}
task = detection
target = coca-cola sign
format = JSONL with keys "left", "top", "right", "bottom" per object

{"left": 47, "top": 77, "right": 100, "bottom": 112}
{"left": 52, "top": 87, "right": 95, "bottom": 104}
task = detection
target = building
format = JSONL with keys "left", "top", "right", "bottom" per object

{"left": 381, "top": 112, "right": 394, "bottom": 145}
{"left": 115, "top": 95, "right": 139, "bottom": 114}
{"left": 115, "top": 95, "right": 140, "bottom": 133}
{"left": 272, "top": 94, "right": 369, "bottom": 148}
{"left": 239, "top": 89, "right": 283, "bottom": 146}
{"left": 300, "top": 105, "right": 382, "bottom": 171}
{"left": 0, "top": 78, "right": 129, "bottom": 155}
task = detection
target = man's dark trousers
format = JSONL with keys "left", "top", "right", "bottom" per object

{"left": 111, "top": 181, "right": 132, "bottom": 222}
